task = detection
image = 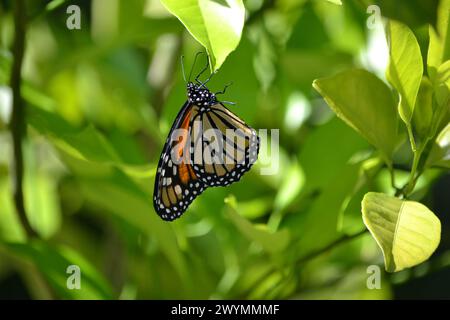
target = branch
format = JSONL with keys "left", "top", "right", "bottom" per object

{"left": 296, "top": 229, "right": 368, "bottom": 266}
{"left": 10, "top": 0, "right": 37, "bottom": 239}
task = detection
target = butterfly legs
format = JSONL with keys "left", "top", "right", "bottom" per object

{"left": 184, "top": 52, "right": 234, "bottom": 105}
{"left": 215, "top": 82, "right": 235, "bottom": 105}
{"left": 215, "top": 82, "right": 233, "bottom": 95}
{"left": 195, "top": 55, "right": 210, "bottom": 84}
{"left": 195, "top": 54, "right": 220, "bottom": 88}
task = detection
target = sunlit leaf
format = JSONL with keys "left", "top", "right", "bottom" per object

{"left": 434, "top": 60, "right": 450, "bottom": 108}
{"left": 24, "top": 167, "right": 61, "bottom": 239}
{"left": 273, "top": 160, "right": 304, "bottom": 212}
{"left": 160, "top": 0, "right": 245, "bottom": 70}
{"left": 313, "top": 69, "right": 398, "bottom": 160}
{"left": 46, "top": 0, "right": 71, "bottom": 11}
{"left": 427, "top": 123, "right": 450, "bottom": 168}
{"left": 362, "top": 192, "right": 441, "bottom": 272}
{"left": 386, "top": 20, "right": 423, "bottom": 124}
{"left": 427, "top": 0, "right": 450, "bottom": 82}
{"left": 0, "top": 179, "right": 26, "bottom": 242}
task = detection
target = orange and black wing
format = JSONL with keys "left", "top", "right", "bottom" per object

{"left": 153, "top": 102, "right": 205, "bottom": 221}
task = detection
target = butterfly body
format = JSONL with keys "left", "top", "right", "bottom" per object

{"left": 153, "top": 80, "right": 259, "bottom": 221}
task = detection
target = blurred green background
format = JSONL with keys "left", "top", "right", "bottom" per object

{"left": 0, "top": 0, "right": 449, "bottom": 299}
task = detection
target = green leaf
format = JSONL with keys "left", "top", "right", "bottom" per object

{"left": 160, "top": 0, "right": 245, "bottom": 70}
{"left": 297, "top": 163, "right": 361, "bottom": 255}
{"left": 326, "top": 0, "right": 342, "bottom": 4}
{"left": 0, "top": 50, "right": 12, "bottom": 85}
{"left": 298, "top": 118, "right": 368, "bottom": 191}
{"left": 386, "top": 20, "right": 423, "bottom": 124}
{"left": 46, "top": 0, "right": 71, "bottom": 11}
{"left": 3, "top": 241, "right": 113, "bottom": 299}
{"left": 362, "top": 192, "right": 441, "bottom": 272}
{"left": 24, "top": 165, "right": 61, "bottom": 239}
{"left": 427, "top": 0, "right": 450, "bottom": 82}
{"left": 27, "top": 104, "right": 153, "bottom": 179}
{"left": 412, "top": 63, "right": 449, "bottom": 149}
{"left": 224, "top": 196, "right": 290, "bottom": 253}
{"left": 0, "top": 179, "right": 26, "bottom": 242}
{"left": 79, "top": 170, "right": 189, "bottom": 282}
{"left": 313, "top": 69, "right": 398, "bottom": 160}
{"left": 434, "top": 60, "right": 450, "bottom": 107}
{"left": 427, "top": 123, "right": 450, "bottom": 168}
{"left": 412, "top": 77, "right": 434, "bottom": 141}
{"left": 273, "top": 160, "right": 304, "bottom": 212}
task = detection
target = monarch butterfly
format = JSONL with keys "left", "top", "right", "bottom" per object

{"left": 153, "top": 53, "right": 259, "bottom": 221}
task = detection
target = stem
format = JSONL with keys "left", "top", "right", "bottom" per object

{"left": 10, "top": 0, "right": 37, "bottom": 238}
{"left": 296, "top": 229, "right": 368, "bottom": 266}
{"left": 404, "top": 146, "right": 422, "bottom": 196}
{"left": 386, "top": 160, "right": 399, "bottom": 193}
{"left": 400, "top": 123, "right": 424, "bottom": 197}
{"left": 406, "top": 124, "right": 417, "bottom": 153}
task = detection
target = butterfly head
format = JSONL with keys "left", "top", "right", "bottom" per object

{"left": 187, "top": 82, "right": 216, "bottom": 106}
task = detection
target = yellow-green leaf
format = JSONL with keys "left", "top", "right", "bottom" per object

{"left": 313, "top": 69, "right": 398, "bottom": 160}
{"left": 362, "top": 192, "right": 441, "bottom": 272}
{"left": 386, "top": 20, "right": 423, "bottom": 124}
{"left": 427, "top": 0, "right": 450, "bottom": 82}
{"left": 160, "top": 0, "right": 245, "bottom": 70}
{"left": 412, "top": 77, "right": 434, "bottom": 141}
{"left": 434, "top": 60, "right": 450, "bottom": 107}
{"left": 427, "top": 123, "right": 450, "bottom": 168}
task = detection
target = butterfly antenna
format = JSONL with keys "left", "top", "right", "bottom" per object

{"left": 188, "top": 52, "right": 204, "bottom": 82}
{"left": 181, "top": 55, "right": 187, "bottom": 82}
{"left": 221, "top": 100, "right": 236, "bottom": 106}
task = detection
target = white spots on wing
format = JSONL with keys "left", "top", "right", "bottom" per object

{"left": 154, "top": 82, "right": 261, "bottom": 222}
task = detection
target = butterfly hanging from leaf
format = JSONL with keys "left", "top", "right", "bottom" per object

{"left": 153, "top": 53, "right": 259, "bottom": 221}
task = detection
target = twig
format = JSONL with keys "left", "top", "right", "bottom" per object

{"left": 10, "top": 0, "right": 37, "bottom": 238}
{"left": 296, "top": 229, "right": 368, "bottom": 266}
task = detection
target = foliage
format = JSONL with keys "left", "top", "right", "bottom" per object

{"left": 0, "top": 0, "right": 449, "bottom": 299}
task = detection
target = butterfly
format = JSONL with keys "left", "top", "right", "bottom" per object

{"left": 153, "top": 53, "right": 259, "bottom": 221}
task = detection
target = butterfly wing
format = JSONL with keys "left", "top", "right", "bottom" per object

{"left": 153, "top": 102, "right": 206, "bottom": 221}
{"left": 190, "top": 103, "right": 259, "bottom": 186}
